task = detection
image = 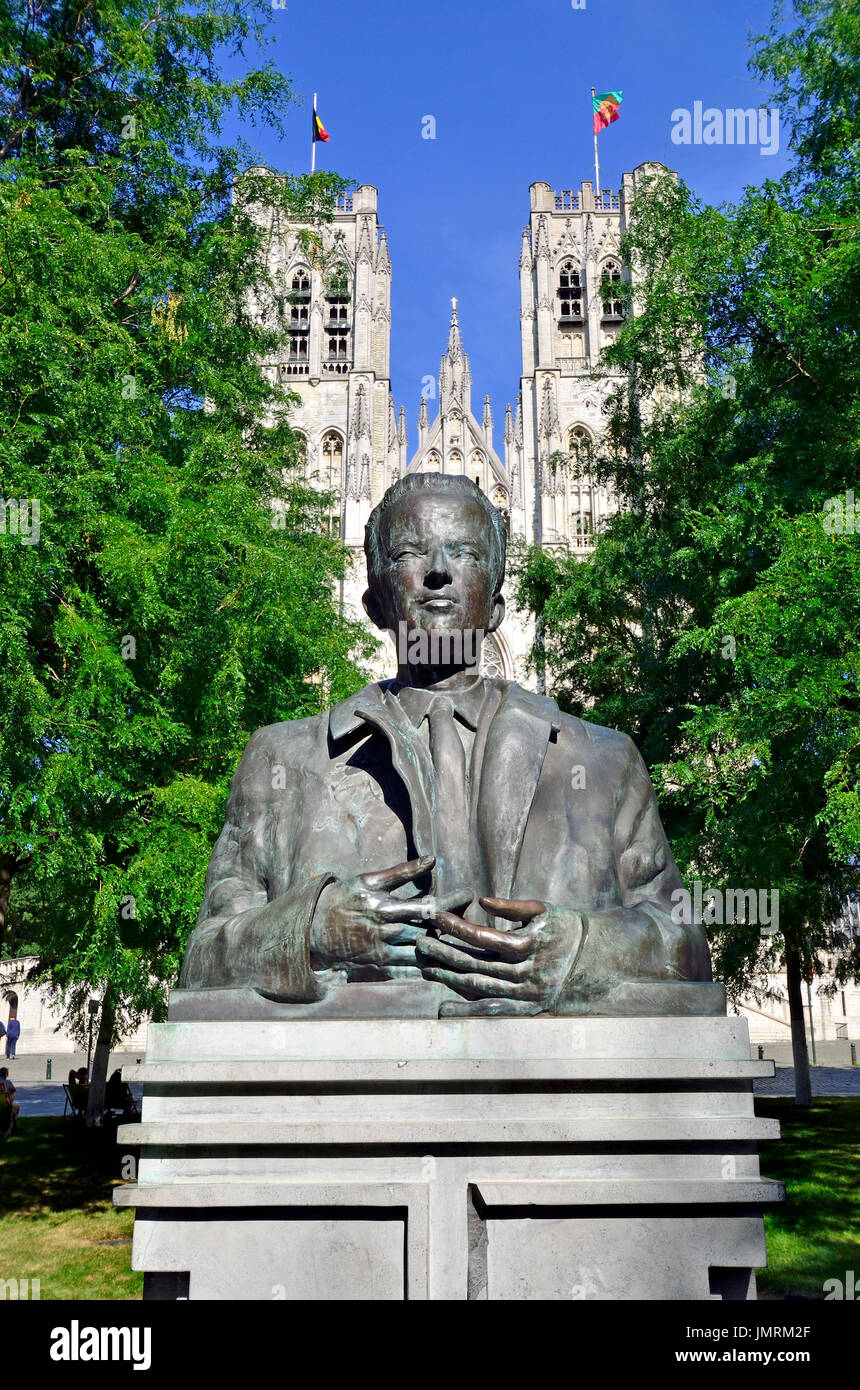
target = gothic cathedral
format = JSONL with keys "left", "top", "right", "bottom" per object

{"left": 261, "top": 163, "right": 672, "bottom": 684}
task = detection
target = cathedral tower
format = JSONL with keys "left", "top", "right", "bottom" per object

{"left": 516, "top": 163, "right": 674, "bottom": 550}
{"left": 264, "top": 183, "right": 406, "bottom": 547}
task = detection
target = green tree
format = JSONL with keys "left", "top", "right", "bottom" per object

{"left": 0, "top": 0, "right": 373, "bottom": 1118}
{"left": 514, "top": 0, "right": 860, "bottom": 1103}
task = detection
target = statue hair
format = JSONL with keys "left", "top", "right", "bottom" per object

{"left": 364, "top": 473, "right": 507, "bottom": 596}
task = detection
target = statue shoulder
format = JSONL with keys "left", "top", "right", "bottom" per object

{"left": 235, "top": 680, "right": 389, "bottom": 776}
{"left": 229, "top": 710, "right": 331, "bottom": 795}
{"left": 503, "top": 687, "right": 639, "bottom": 769}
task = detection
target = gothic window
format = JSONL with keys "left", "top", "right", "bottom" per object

{"left": 492, "top": 486, "right": 510, "bottom": 536}
{"left": 320, "top": 430, "right": 343, "bottom": 483}
{"left": 448, "top": 450, "right": 463, "bottom": 471}
{"left": 568, "top": 425, "right": 593, "bottom": 468}
{"left": 290, "top": 269, "right": 311, "bottom": 297}
{"left": 425, "top": 451, "right": 441, "bottom": 472}
{"left": 571, "top": 510, "right": 593, "bottom": 547}
{"left": 601, "top": 259, "right": 623, "bottom": 319}
{"left": 480, "top": 633, "right": 507, "bottom": 680}
{"left": 319, "top": 431, "right": 343, "bottom": 535}
{"left": 325, "top": 261, "right": 351, "bottom": 346}
{"left": 558, "top": 260, "right": 583, "bottom": 321}
{"left": 561, "top": 332, "right": 585, "bottom": 360}
{"left": 327, "top": 335, "right": 348, "bottom": 358}
{"left": 325, "top": 262, "right": 351, "bottom": 300}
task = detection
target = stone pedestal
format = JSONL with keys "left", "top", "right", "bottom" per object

{"left": 116, "top": 1015, "right": 783, "bottom": 1300}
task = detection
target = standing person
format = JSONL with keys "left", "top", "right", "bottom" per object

{"left": 5, "top": 1016, "right": 20, "bottom": 1060}
{"left": 0, "top": 1067, "right": 19, "bottom": 1138}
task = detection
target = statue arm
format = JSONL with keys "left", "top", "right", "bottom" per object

{"left": 179, "top": 730, "right": 330, "bottom": 999}
{"left": 564, "top": 738, "right": 711, "bottom": 991}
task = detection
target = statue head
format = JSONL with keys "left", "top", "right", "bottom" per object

{"left": 362, "top": 475, "right": 506, "bottom": 670}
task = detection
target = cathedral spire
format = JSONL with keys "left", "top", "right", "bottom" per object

{"left": 482, "top": 394, "right": 494, "bottom": 452}
{"left": 447, "top": 297, "right": 462, "bottom": 361}
{"left": 504, "top": 401, "right": 514, "bottom": 445}
{"left": 376, "top": 228, "right": 391, "bottom": 275}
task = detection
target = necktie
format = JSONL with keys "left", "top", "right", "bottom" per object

{"left": 426, "top": 696, "right": 472, "bottom": 899}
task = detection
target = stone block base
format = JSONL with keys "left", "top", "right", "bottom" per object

{"left": 115, "top": 1016, "right": 783, "bottom": 1300}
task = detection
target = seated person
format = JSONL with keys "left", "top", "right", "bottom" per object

{"left": 68, "top": 1069, "right": 90, "bottom": 1113}
{"left": 105, "top": 1069, "right": 135, "bottom": 1116}
{"left": 0, "top": 1067, "right": 19, "bottom": 1138}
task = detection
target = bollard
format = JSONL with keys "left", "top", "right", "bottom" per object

{"left": 46, "top": 1058, "right": 52, "bottom": 1080}
{"left": 852, "top": 1043, "right": 857, "bottom": 1067}
{"left": 757, "top": 1045, "right": 764, "bottom": 1061}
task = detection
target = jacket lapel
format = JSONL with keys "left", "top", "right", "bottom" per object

{"left": 329, "top": 684, "right": 436, "bottom": 862}
{"left": 329, "top": 680, "right": 562, "bottom": 908}
{"left": 475, "top": 683, "right": 561, "bottom": 909}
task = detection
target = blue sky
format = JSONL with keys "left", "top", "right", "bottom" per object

{"left": 232, "top": 0, "right": 792, "bottom": 449}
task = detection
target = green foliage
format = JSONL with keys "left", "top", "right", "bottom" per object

{"left": 0, "top": 1, "right": 373, "bottom": 1037}
{"left": 513, "top": 0, "right": 860, "bottom": 1001}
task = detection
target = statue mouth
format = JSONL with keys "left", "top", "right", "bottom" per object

{"left": 419, "top": 597, "right": 457, "bottom": 612}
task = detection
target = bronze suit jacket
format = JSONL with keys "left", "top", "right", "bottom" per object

{"left": 180, "top": 678, "right": 711, "bottom": 1002}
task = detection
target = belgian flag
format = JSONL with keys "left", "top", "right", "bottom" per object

{"left": 312, "top": 109, "right": 330, "bottom": 143}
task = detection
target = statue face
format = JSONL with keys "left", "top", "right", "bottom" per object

{"left": 366, "top": 491, "right": 503, "bottom": 644}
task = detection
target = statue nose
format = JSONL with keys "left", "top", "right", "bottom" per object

{"left": 424, "top": 549, "right": 452, "bottom": 588}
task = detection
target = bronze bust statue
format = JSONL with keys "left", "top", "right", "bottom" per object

{"left": 179, "top": 474, "right": 711, "bottom": 1016}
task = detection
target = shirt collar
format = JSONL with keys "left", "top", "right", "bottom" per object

{"left": 390, "top": 675, "right": 489, "bottom": 731}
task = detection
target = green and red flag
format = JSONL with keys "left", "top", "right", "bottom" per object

{"left": 312, "top": 108, "right": 330, "bottom": 143}
{"left": 593, "top": 90, "right": 623, "bottom": 134}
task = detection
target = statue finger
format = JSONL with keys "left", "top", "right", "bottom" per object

{"left": 420, "top": 966, "right": 526, "bottom": 1000}
{"left": 379, "top": 943, "right": 420, "bottom": 965}
{"left": 362, "top": 856, "right": 435, "bottom": 891}
{"left": 479, "top": 896, "right": 546, "bottom": 923}
{"left": 431, "top": 910, "right": 533, "bottom": 959}
{"left": 384, "top": 922, "right": 423, "bottom": 944}
{"left": 376, "top": 889, "right": 470, "bottom": 924}
{"left": 417, "top": 934, "right": 526, "bottom": 979}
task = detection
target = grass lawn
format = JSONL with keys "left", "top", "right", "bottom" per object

{"left": 756, "top": 1098, "right": 860, "bottom": 1299}
{"left": 0, "top": 1116, "right": 143, "bottom": 1300}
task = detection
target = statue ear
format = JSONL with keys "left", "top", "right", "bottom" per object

{"left": 487, "top": 593, "right": 505, "bottom": 635}
{"left": 362, "top": 587, "right": 388, "bottom": 631}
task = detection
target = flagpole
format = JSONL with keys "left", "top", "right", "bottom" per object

{"left": 592, "top": 87, "right": 600, "bottom": 200}
{"left": 311, "top": 92, "right": 317, "bottom": 173}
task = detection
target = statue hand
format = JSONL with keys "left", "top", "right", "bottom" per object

{"left": 417, "top": 896, "right": 586, "bottom": 1016}
{"left": 310, "top": 856, "right": 471, "bottom": 970}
